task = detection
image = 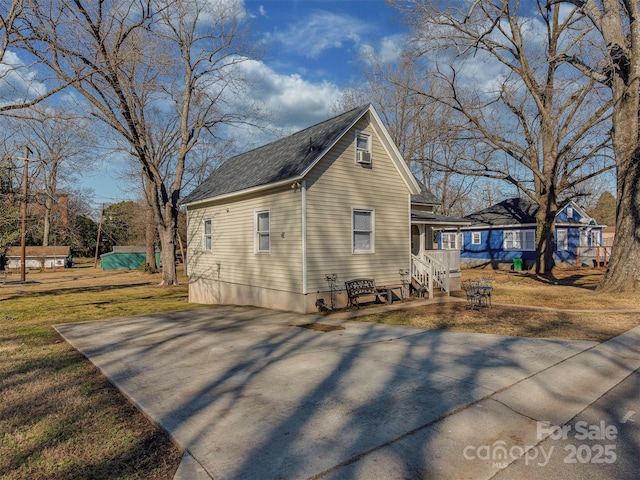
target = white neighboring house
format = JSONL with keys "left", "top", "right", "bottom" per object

{"left": 5, "top": 246, "right": 70, "bottom": 270}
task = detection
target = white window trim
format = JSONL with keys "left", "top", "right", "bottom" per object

{"left": 471, "top": 232, "right": 481, "bottom": 245}
{"left": 352, "top": 207, "right": 375, "bottom": 254}
{"left": 441, "top": 232, "right": 461, "bottom": 250}
{"left": 203, "top": 218, "right": 212, "bottom": 252}
{"left": 590, "top": 230, "right": 600, "bottom": 247}
{"left": 355, "top": 130, "right": 372, "bottom": 165}
{"left": 566, "top": 206, "right": 573, "bottom": 219}
{"left": 504, "top": 230, "right": 536, "bottom": 251}
{"left": 254, "top": 209, "right": 270, "bottom": 254}
{"left": 557, "top": 228, "right": 568, "bottom": 251}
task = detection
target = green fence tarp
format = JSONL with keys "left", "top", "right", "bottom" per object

{"left": 100, "top": 252, "right": 161, "bottom": 270}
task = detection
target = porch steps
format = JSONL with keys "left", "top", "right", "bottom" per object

{"left": 410, "top": 278, "right": 447, "bottom": 295}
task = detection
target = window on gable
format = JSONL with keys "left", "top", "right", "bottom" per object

{"left": 353, "top": 209, "right": 374, "bottom": 253}
{"left": 472, "top": 232, "right": 481, "bottom": 245}
{"left": 203, "top": 218, "right": 212, "bottom": 252}
{"left": 567, "top": 206, "right": 573, "bottom": 219}
{"left": 255, "top": 210, "right": 270, "bottom": 253}
{"left": 355, "top": 131, "right": 372, "bottom": 165}
{"left": 504, "top": 230, "right": 536, "bottom": 251}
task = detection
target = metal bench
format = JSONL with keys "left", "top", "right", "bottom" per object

{"left": 344, "top": 278, "right": 384, "bottom": 308}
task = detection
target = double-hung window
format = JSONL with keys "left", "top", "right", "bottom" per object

{"left": 353, "top": 208, "right": 374, "bottom": 253}
{"left": 557, "top": 229, "right": 568, "bottom": 251}
{"left": 255, "top": 210, "right": 270, "bottom": 253}
{"left": 471, "top": 232, "right": 481, "bottom": 245}
{"left": 504, "top": 230, "right": 535, "bottom": 251}
{"left": 203, "top": 218, "right": 212, "bottom": 252}
{"left": 441, "top": 232, "right": 460, "bottom": 250}
{"left": 355, "top": 131, "right": 372, "bottom": 165}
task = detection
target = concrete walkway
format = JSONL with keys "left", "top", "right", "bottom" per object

{"left": 54, "top": 304, "right": 640, "bottom": 480}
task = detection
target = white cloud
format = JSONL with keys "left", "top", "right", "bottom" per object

{"left": 258, "top": 5, "right": 267, "bottom": 17}
{"left": 360, "top": 34, "right": 405, "bottom": 65}
{"left": 234, "top": 59, "right": 342, "bottom": 131}
{"left": 178, "top": 0, "right": 249, "bottom": 27}
{"left": 0, "top": 50, "right": 48, "bottom": 107}
{"left": 271, "top": 11, "right": 368, "bottom": 58}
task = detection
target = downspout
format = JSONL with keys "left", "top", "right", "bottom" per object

{"left": 184, "top": 208, "right": 189, "bottom": 277}
{"left": 302, "top": 180, "right": 307, "bottom": 295}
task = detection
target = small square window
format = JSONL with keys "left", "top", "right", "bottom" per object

{"left": 441, "top": 232, "right": 460, "bottom": 250}
{"left": 472, "top": 232, "right": 481, "bottom": 245}
{"left": 356, "top": 132, "right": 370, "bottom": 152}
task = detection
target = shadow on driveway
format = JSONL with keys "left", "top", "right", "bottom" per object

{"left": 55, "top": 306, "right": 637, "bottom": 480}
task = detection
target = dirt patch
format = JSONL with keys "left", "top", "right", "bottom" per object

{"left": 297, "top": 323, "right": 346, "bottom": 332}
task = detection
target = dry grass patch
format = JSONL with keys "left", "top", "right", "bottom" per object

{"left": 358, "top": 267, "right": 640, "bottom": 342}
{"left": 462, "top": 267, "right": 640, "bottom": 310}
{"left": 358, "top": 302, "right": 639, "bottom": 342}
{"left": 0, "top": 262, "right": 202, "bottom": 479}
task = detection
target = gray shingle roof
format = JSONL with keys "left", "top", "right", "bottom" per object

{"left": 183, "top": 104, "right": 371, "bottom": 204}
{"left": 465, "top": 197, "right": 538, "bottom": 226}
{"left": 411, "top": 182, "right": 439, "bottom": 205}
{"left": 411, "top": 209, "right": 470, "bottom": 225}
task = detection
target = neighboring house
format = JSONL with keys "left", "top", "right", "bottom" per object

{"left": 184, "top": 104, "right": 465, "bottom": 313}
{"left": 602, "top": 226, "right": 616, "bottom": 246}
{"left": 5, "top": 246, "right": 70, "bottom": 270}
{"left": 100, "top": 246, "right": 159, "bottom": 270}
{"left": 441, "top": 197, "right": 605, "bottom": 269}
{"left": 410, "top": 184, "right": 470, "bottom": 291}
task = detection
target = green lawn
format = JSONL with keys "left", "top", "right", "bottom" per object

{"left": 0, "top": 264, "right": 200, "bottom": 479}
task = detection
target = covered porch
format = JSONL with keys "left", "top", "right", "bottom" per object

{"left": 410, "top": 211, "right": 469, "bottom": 298}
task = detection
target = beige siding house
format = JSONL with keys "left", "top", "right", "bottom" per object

{"left": 184, "top": 105, "right": 426, "bottom": 313}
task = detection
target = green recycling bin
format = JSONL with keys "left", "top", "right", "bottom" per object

{"left": 513, "top": 258, "right": 523, "bottom": 271}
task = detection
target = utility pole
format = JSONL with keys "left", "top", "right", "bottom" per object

{"left": 94, "top": 204, "right": 104, "bottom": 268}
{"left": 20, "top": 146, "right": 32, "bottom": 282}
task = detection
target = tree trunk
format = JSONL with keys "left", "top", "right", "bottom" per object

{"left": 599, "top": 35, "right": 640, "bottom": 291}
{"left": 599, "top": 147, "right": 640, "bottom": 291}
{"left": 42, "top": 194, "right": 52, "bottom": 247}
{"left": 158, "top": 223, "right": 177, "bottom": 285}
{"left": 535, "top": 202, "right": 557, "bottom": 274}
{"left": 145, "top": 220, "right": 157, "bottom": 271}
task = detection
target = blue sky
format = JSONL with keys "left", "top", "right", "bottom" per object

{"left": 77, "top": 0, "right": 406, "bottom": 204}
{"left": 247, "top": 0, "right": 403, "bottom": 86}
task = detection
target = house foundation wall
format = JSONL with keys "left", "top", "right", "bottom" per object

{"left": 189, "top": 277, "right": 353, "bottom": 314}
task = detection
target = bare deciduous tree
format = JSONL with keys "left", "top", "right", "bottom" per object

{"left": 6, "top": 106, "right": 92, "bottom": 246}
{"left": 17, "top": 0, "right": 258, "bottom": 285}
{"left": 392, "top": 0, "right": 615, "bottom": 273}
{"left": 549, "top": 0, "right": 640, "bottom": 291}
{"left": 0, "top": 0, "right": 77, "bottom": 112}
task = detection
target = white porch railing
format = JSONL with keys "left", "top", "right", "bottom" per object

{"left": 423, "top": 249, "right": 461, "bottom": 273}
{"left": 411, "top": 252, "right": 452, "bottom": 299}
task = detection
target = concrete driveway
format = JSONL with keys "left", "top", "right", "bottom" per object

{"left": 55, "top": 305, "right": 640, "bottom": 480}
